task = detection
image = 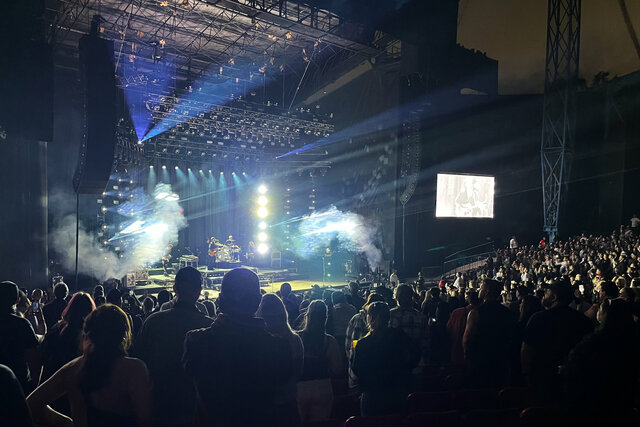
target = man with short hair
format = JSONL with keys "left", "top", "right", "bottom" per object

{"left": 183, "top": 268, "right": 291, "bottom": 427}
{"left": 463, "top": 279, "right": 516, "bottom": 388}
{"left": 135, "top": 267, "right": 213, "bottom": 427}
{"left": 42, "top": 282, "right": 68, "bottom": 329}
{"left": 521, "top": 280, "right": 593, "bottom": 402}
{"left": 0, "top": 281, "right": 41, "bottom": 393}
{"left": 390, "top": 285, "right": 428, "bottom": 359}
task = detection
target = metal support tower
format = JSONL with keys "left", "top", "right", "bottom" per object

{"left": 540, "top": 0, "right": 581, "bottom": 242}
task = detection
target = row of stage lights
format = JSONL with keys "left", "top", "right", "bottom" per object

{"left": 151, "top": 165, "right": 250, "bottom": 176}
{"left": 255, "top": 184, "right": 270, "bottom": 255}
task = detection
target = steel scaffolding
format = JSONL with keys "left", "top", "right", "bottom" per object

{"left": 540, "top": 0, "right": 581, "bottom": 242}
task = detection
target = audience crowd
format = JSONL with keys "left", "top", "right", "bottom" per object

{"left": 0, "top": 227, "right": 639, "bottom": 426}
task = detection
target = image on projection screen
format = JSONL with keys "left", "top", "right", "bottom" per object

{"left": 436, "top": 173, "right": 495, "bottom": 218}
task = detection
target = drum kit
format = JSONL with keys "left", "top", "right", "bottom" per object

{"left": 209, "top": 237, "right": 241, "bottom": 263}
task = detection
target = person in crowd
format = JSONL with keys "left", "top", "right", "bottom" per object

{"left": 521, "top": 280, "right": 593, "bottom": 402}
{"left": 353, "top": 302, "right": 420, "bottom": 416}
{"left": 160, "top": 289, "right": 208, "bottom": 315}
{"left": 348, "top": 282, "right": 365, "bottom": 311}
{"left": 183, "top": 268, "right": 291, "bottom": 427}
{"left": 0, "top": 281, "right": 41, "bottom": 394}
{"left": 41, "top": 292, "right": 96, "bottom": 382}
{"left": 279, "top": 282, "right": 300, "bottom": 326}
{"left": 463, "top": 279, "right": 516, "bottom": 388}
{"left": 156, "top": 289, "right": 172, "bottom": 311}
{"left": 92, "top": 285, "right": 104, "bottom": 303}
{"left": 562, "top": 298, "right": 639, "bottom": 426}
{"left": 202, "top": 299, "right": 216, "bottom": 317}
{"left": 390, "top": 285, "right": 428, "bottom": 364}
{"left": 0, "top": 363, "right": 34, "bottom": 427}
{"left": 43, "top": 282, "right": 69, "bottom": 330}
{"left": 141, "top": 297, "right": 155, "bottom": 319}
{"left": 421, "top": 287, "right": 441, "bottom": 319}
{"left": 511, "top": 294, "right": 543, "bottom": 385}
{"left": 296, "top": 300, "right": 343, "bottom": 423}
{"left": 135, "top": 267, "right": 213, "bottom": 427}
{"left": 256, "top": 293, "right": 304, "bottom": 427}
{"left": 447, "top": 289, "right": 480, "bottom": 365}
{"left": 17, "top": 290, "right": 47, "bottom": 336}
{"left": 330, "top": 291, "right": 356, "bottom": 351}
{"left": 428, "top": 301, "right": 452, "bottom": 365}
{"left": 389, "top": 270, "right": 400, "bottom": 287}
{"left": 345, "top": 293, "right": 386, "bottom": 391}
{"left": 27, "top": 304, "right": 152, "bottom": 427}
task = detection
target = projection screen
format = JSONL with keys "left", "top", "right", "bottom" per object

{"left": 435, "top": 173, "right": 495, "bottom": 218}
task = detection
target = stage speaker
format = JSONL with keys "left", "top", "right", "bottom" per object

{"left": 73, "top": 33, "right": 117, "bottom": 194}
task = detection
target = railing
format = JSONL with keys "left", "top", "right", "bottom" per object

{"left": 442, "top": 251, "right": 494, "bottom": 277}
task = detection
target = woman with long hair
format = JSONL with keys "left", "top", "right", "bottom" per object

{"left": 296, "top": 300, "right": 343, "bottom": 423}
{"left": 27, "top": 304, "right": 152, "bottom": 427}
{"left": 42, "top": 292, "right": 96, "bottom": 382}
{"left": 257, "top": 293, "right": 304, "bottom": 426}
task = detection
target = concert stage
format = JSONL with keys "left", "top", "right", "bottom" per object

{"left": 132, "top": 265, "right": 347, "bottom": 298}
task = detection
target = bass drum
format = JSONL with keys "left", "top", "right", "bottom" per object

{"left": 216, "top": 246, "right": 232, "bottom": 263}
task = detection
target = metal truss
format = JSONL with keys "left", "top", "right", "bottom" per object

{"left": 45, "top": 0, "right": 382, "bottom": 81}
{"left": 540, "top": 0, "right": 581, "bottom": 242}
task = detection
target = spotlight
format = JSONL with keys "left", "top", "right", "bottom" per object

{"left": 232, "top": 172, "right": 236, "bottom": 175}
{"left": 257, "top": 207, "right": 268, "bottom": 218}
{"left": 174, "top": 166, "right": 179, "bottom": 170}
{"left": 258, "top": 232, "right": 268, "bottom": 242}
{"left": 257, "top": 184, "right": 267, "bottom": 194}
{"left": 162, "top": 165, "right": 167, "bottom": 169}
{"left": 257, "top": 196, "right": 268, "bottom": 206}
{"left": 199, "top": 169, "right": 203, "bottom": 173}
{"left": 257, "top": 243, "right": 269, "bottom": 254}
{"left": 220, "top": 171, "right": 224, "bottom": 175}
{"left": 150, "top": 165, "right": 154, "bottom": 169}
{"left": 243, "top": 172, "right": 247, "bottom": 175}
{"left": 258, "top": 221, "right": 267, "bottom": 230}
{"left": 208, "top": 170, "right": 212, "bottom": 173}
{"left": 187, "top": 168, "right": 191, "bottom": 171}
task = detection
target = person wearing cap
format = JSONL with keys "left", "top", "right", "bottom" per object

{"left": 134, "top": 267, "right": 213, "bottom": 427}
{"left": 183, "top": 268, "right": 291, "bottom": 427}
{"left": 521, "top": 280, "right": 593, "bottom": 404}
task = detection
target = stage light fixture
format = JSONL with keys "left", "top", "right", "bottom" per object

{"left": 150, "top": 165, "right": 154, "bottom": 169}
{"left": 258, "top": 221, "right": 267, "bottom": 230}
{"left": 258, "top": 232, "right": 268, "bottom": 242}
{"left": 257, "top": 184, "right": 267, "bottom": 194}
{"left": 257, "top": 196, "right": 268, "bottom": 206}
{"left": 257, "top": 207, "right": 268, "bottom": 218}
{"left": 174, "top": 166, "right": 179, "bottom": 170}
{"left": 162, "top": 165, "right": 167, "bottom": 169}
{"left": 257, "top": 243, "right": 269, "bottom": 254}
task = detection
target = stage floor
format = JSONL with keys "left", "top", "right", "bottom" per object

{"left": 135, "top": 265, "right": 346, "bottom": 299}
{"left": 135, "top": 279, "right": 347, "bottom": 299}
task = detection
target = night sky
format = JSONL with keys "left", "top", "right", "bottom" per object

{"left": 458, "top": 0, "right": 640, "bottom": 94}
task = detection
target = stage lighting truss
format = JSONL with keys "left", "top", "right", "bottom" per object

{"left": 130, "top": 95, "right": 334, "bottom": 169}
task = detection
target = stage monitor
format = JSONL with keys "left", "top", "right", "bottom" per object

{"left": 436, "top": 173, "right": 494, "bottom": 218}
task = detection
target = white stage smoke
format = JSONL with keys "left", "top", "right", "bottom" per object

{"left": 50, "top": 183, "right": 187, "bottom": 282}
{"left": 293, "top": 206, "right": 382, "bottom": 269}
